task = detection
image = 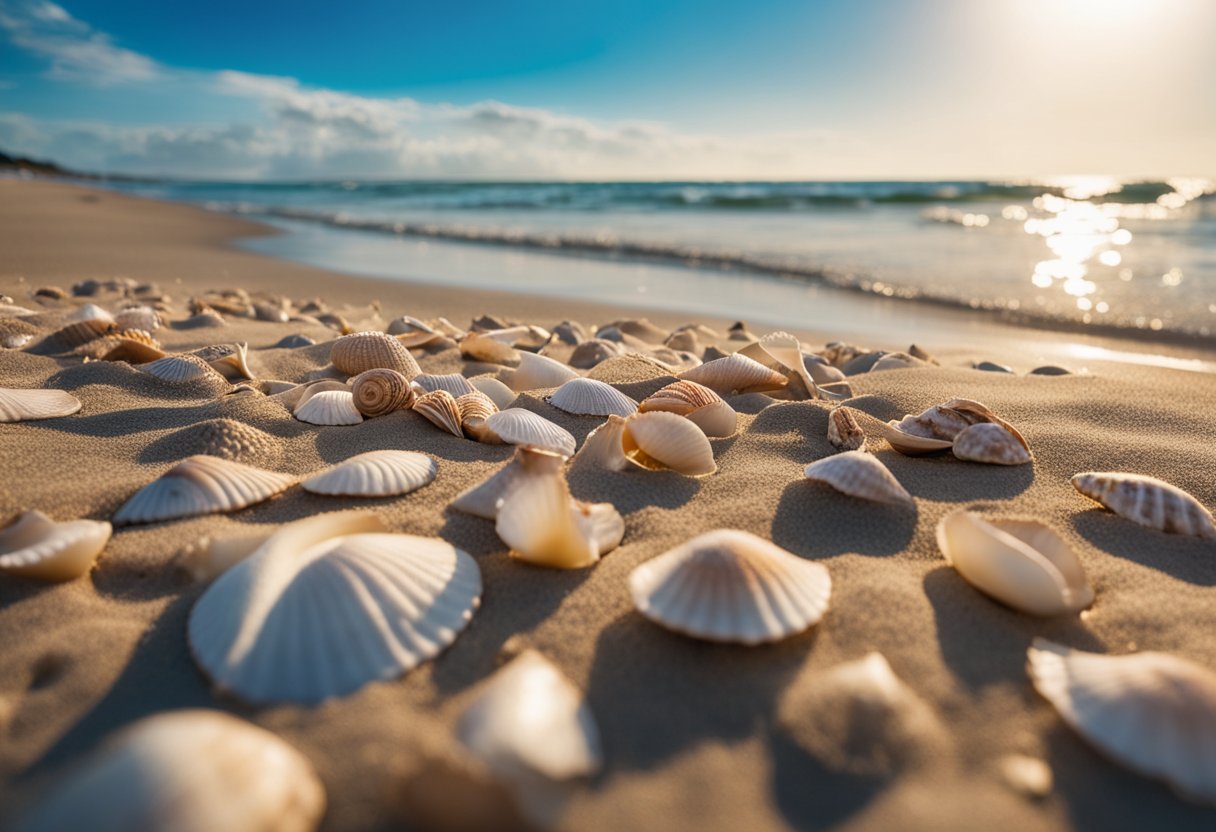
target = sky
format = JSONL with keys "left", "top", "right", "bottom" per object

{"left": 0, "top": 0, "right": 1213, "bottom": 180}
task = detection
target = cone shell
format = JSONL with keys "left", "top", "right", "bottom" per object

{"left": 496, "top": 470, "right": 624, "bottom": 569}
{"left": 1071, "top": 472, "right": 1216, "bottom": 538}
{"left": 450, "top": 446, "right": 568, "bottom": 519}
{"left": 827, "top": 407, "right": 866, "bottom": 451}
{"left": 1027, "top": 638, "right": 1216, "bottom": 805}
{"left": 113, "top": 455, "right": 296, "bottom": 525}
{"left": 330, "top": 330, "right": 420, "bottom": 378}
{"left": 638, "top": 380, "right": 736, "bottom": 437}
{"left": 14, "top": 710, "right": 325, "bottom": 832}
{"left": 483, "top": 409, "right": 577, "bottom": 456}
{"left": 470, "top": 376, "right": 517, "bottom": 410}
{"left": 804, "top": 451, "right": 913, "bottom": 506}
{"left": 621, "top": 411, "right": 716, "bottom": 476}
{"left": 509, "top": 352, "right": 580, "bottom": 392}
{"left": 0, "top": 387, "right": 82, "bottom": 422}
{"left": 351, "top": 368, "right": 415, "bottom": 417}
{"left": 677, "top": 353, "right": 788, "bottom": 395}
{"left": 413, "top": 389, "right": 465, "bottom": 437}
{"left": 0, "top": 510, "right": 111, "bottom": 581}
{"left": 548, "top": 377, "right": 638, "bottom": 417}
{"left": 187, "top": 513, "right": 482, "bottom": 704}
{"left": 302, "top": 450, "right": 437, "bottom": 497}
{"left": 953, "top": 423, "right": 1032, "bottom": 465}
{"left": 630, "top": 529, "right": 831, "bottom": 644}
{"left": 414, "top": 373, "right": 476, "bottom": 397}
{"left": 937, "top": 510, "right": 1093, "bottom": 616}
{"left": 294, "top": 390, "right": 363, "bottom": 426}
{"left": 570, "top": 414, "right": 630, "bottom": 472}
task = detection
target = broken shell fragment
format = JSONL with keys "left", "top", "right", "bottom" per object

{"left": 351, "top": 368, "right": 415, "bottom": 417}
{"left": 804, "top": 451, "right": 913, "bottom": 506}
{"left": 570, "top": 415, "right": 630, "bottom": 472}
{"left": 0, "top": 510, "right": 112, "bottom": 581}
{"left": 496, "top": 470, "right": 624, "bottom": 569}
{"left": 952, "top": 423, "right": 1032, "bottom": 465}
{"left": 113, "top": 455, "right": 296, "bottom": 525}
{"left": 450, "top": 446, "right": 568, "bottom": 520}
{"left": 508, "top": 352, "right": 580, "bottom": 392}
{"left": 548, "top": 377, "right": 638, "bottom": 417}
{"left": 302, "top": 451, "right": 437, "bottom": 497}
{"left": 469, "top": 376, "right": 517, "bottom": 410}
{"left": 0, "top": 387, "right": 82, "bottom": 422}
{"left": 1070, "top": 472, "right": 1216, "bottom": 539}
{"left": 293, "top": 390, "right": 363, "bottom": 426}
{"left": 827, "top": 407, "right": 866, "bottom": 451}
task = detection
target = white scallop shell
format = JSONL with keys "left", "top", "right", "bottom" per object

{"left": 0, "top": 387, "right": 82, "bottom": 422}
{"left": 188, "top": 513, "right": 482, "bottom": 704}
{"left": 953, "top": 422, "right": 1033, "bottom": 465}
{"left": 0, "top": 510, "right": 111, "bottom": 581}
{"left": 936, "top": 510, "right": 1093, "bottom": 616}
{"left": 621, "top": 411, "right": 716, "bottom": 476}
{"left": 677, "top": 353, "right": 788, "bottom": 395}
{"left": 294, "top": 390, "right": 363, "bottom": 426}
{"left": 469, "top": 376, "right": 517, "bottom": 410}
{"left": 508, "top": 352, "right": 580, "bottom": 392}
{"left": 1027, "top": 638, "right": 1216, "bottom": 805}
{"left": 450, "top": 446, "right": 568, "bottom": 519}
{"left": 569, "top": 415, "right": 630, "bottom": 472}
{"left": 14, "top": 710, "right": 325, "bottom": 832}
{"left": 1071, "top": 472, "right": 1216, "bottom": 538}
{"left": 496, "top": 469, "right": 624, "bottom": 569}
{"left": 629, "top": 529, "right": 831, "bottom": 644}
{"left": 414, "top": 373, "right": 477, "bottom": 397}
{"left": 803, "top": 451, "right": 913, "bottom": 506}
{"left": 302, "top": 451, "right": 437, "bottom": 497}
{"left": 547, "top": 377, "right": 638, "bottom": 417}
{"left": 113, "top": 455, "right": 296, "bottom": 525}
{"left": 483, "top": 409, "right": 577, "bottom": 456}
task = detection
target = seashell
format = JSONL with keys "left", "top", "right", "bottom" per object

{"left": 630, "top": 529, "right": 831, "bottom": 644}
{"left": 170, "top": 418, "right": 282, "bottom": 464}
{"left": 728, "top": 321, "right": 756, "bottom": 341}
{"left": 204, "top": 343, "right": 254, "bottom": 381}
{"left": 908, "top": 343, "right": 937, "bottom": 364}
{"left": 753, "top": 331, "right": 832, "bottom": 400}
{"left": 870, "top": 418, "right": 954, "bottom": 456}
{"left": 253, "top": 302, "right": 288, "bottom": 323}
{"left": 176, "top": 530, "right": 277, "bottom": 583}
{"left": 548, "top": 377, "right": 638, "bottom": 417}
{"left": 496, "top": 469, "right": 624, "bottom": 569}
{"left": 140, "top": 354, "right": 229, "bottom": 394}
{"left": 609, "top": 318, "right": 669, "bottom": 344}
{"left": 65, "top": 303, "right": 114, "bottom": 323}
{"left": 302, "top": 450, "right": 437, "bottom": 497}
{"left": 460, "top": 331, "right": 521, "bottom": 365}
{"left": 413, "top": 389, "right": 465, "bottom": 437}
{"left": 999, "top": 754, "right": 1053, "bottom": 799}
{"left": 457, "top": 391, "right": 499, "bottom": 440}
{"left": 1027, "top": 638, "right": 1216, "bottom": 805}
{"left": 0, "top": 387, "right": 82, "bottom": 422}
{"left": 637, "top": 379, "right": 736, "bottom": 437}
{"left": 827, "top": 407, "right": 866, "bottom": 451}
{"left": 665, "top": 330, "right": 697, "bottom": 353}
{"left": 187, "top": 512, "right": 481, "bottom": 704}
{"left": 14, "top": 710, "right": 325, "bottom": 832}
{"left": 870, "top": 352, "right": 931, "bottom": 372}
{"left": 570, "top": 415, "right": 630, "bottom": 472}
{"left": 294, "top": 390, "right": 363, "bottom": 426}
{"left": 113, "top": 455, "right": 296, "bottom": 525}
{"left": 621, "top": 411, "right": 716, "bottom": 476}
{"left": 99, "top": 338, "right": 166, "bottom": 364}
{"left": 841, "top": 351, "right": 885, "bottom": 375}
{"left": 34, "top": 285, "right": 69, "bottom": 300}
{"left": 36, "top": 318, "right": 115, "bottom": 352}
{"left": 974, "top": 360, "right": 1015, "bottom": 373}
{"left": 387, "top": 314, "right": 435, "bottom": 337}
{"left": 508, "top": 352, "right": 579, "bottom": 392}
{"left": 940, "top": 398, "right": 1029, "bottom": 449}
{"left": 274, "top": 333, "right": 315, "bottom": 348}
{"left": 1030, "top": 365, "right": 1071, "bottom": 376}
{"left": 330, "top": 331, "right": 420, "bottom": 378}
{"left": 317, "top": 312, "right": 352, "bottom": 333}
{"left": 804, "top": 451, "right": 913, "bottom": 506}
{"left": 0, "top": 510, "right": 111, "bottom": 581}
{"left": 273, "top": 379, "right": 349, "bottom": 413}
{"left": 892, "top": 405, "right": 973, "bottom": 441}
{"left": 677, "top": 353, "right": 787, "bottom": 396}
{"left": 551, "top": 320, "right": 587, "bottom": 345}
{"left": 351, "top": 368, "right": 414, "bottom": 417}
{"left": 483, "top": 409, "right": 577, "bottom": 456}
{"left": 413, "top": 372, "right": 476, "bottom": 398}
{"left": 953, "top": 423, "right": 1032, "bottom": 465}
{"left": 936, "top": 510, "right": 1093, "bottom": 616}
{"left": 470, "top": 376, "right": 517, "bottom": 410}
{"left": 450, "top": 446, "right": 567, "bottom": 519}
{"left": 569, "top": 339, "right": 624, "bottom": 369}
{"left": 113, "top": 305, "right": 161, "bottom": 332}
{"left": 181, "top": 309, "right": 227, "bottom": 328}
{"left": 1071, "top": 472, "right": 1216, "bottom": 538}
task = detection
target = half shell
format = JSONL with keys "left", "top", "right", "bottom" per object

{"left": 803, "top": 451, "right": 913, "bottom": 506}
{"left": 638, "top": 380, "right": 736, "bottom": 437}
{"left": 113, "top": 455, "right": 296, "bottom": 525}
{"left": 413, "top": 389, "right": 465, "bottom": 437}
{"left": 351, "top": 368, "right": 415, "bottom": 417}
{"left": 569, "top": 415, "right": 630, "bottom": 472}
{"left": 677, "top": 353, "right": 788, "bottom": 396}
{"left": 483, "top": 409, "right": 577, "bottom": 456}
{"left": 414, "top": 373, "right": 476, "bottom": 398}
{"left": 1071, "top": 472, "right": 1216, "bottom": 538}
{"left": 0, "top": 387, "right": 82, "bottom": 422}
{"left": 508, "top": 352, "right": 580, "bottom": 392}
{"left": 293, "top": 390, "right": 363, "bottom": 426}
{"left": 457, "top": 391, "right": 499, "bottom": 441}
{"left": 953, "top": 423, "right": 1032, "bottom": 465}
{"left": 548, "top": 377, "right": 638, "bottom": 417}
{"left": 496, "top": 470, "right": 624, "bottom": 569}
{"left": 0, "top": 510, "right": 112, "bottom": 581}
{"left": 330, "top": 330, "right": 421, "bottom": 378}
{"left": 621, "top": 411, "right": 716, "bottom": 476}
{"left": 450, "top": 446, "right": 568, "bottom": 519}
{"left": 140, "top": 354, "right": 230, "bottom": 393}
{"left": 302, "top": 450, "right": 437, "bottom": 497}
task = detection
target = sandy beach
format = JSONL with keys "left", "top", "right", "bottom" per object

{"left": 2, "top": 178, "right": 1216, "bottom": 831}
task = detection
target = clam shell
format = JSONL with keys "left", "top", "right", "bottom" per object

{"left": 113, "top": 455, "right": 296, "bottom": 525}
{"left": 0, "top": 510, "right": 111, "bottom": 581}
{"left": 0, "top": 387, "right": 82, "bottom": 422}
{"left": 351, "top": 368, "right": 414, "bottom": 417}
{"left": 570, "top": 415, "right": 630, "bottom": 472}
{"left": 182, "top": 310, "right": 227, "bottom": 328}
{"left": 414, "top": 373, "right": 476, "bottom": 398}
{"left": 140, "top": 354, "right": 229, "bottom": 393}
{"left": 470, "top": 376, "right": 517, "bottom": 410}
{"left": 804, "top": 451, "right": 913, "bottom": 506}
{"left": 868, "top": 416, "right": 954, "bottom": 455}
{"left": 677, "top": 353, "right": 788, "bottom": 395}
{"left": 827, "top": 407, "right": 866, "bottom": 451}
{"left": 621, "top": 411, "right": 716, "bottom": 476}
{"left": 14, "top": 710, "right": 325, "bottom": 832}
{"left": 870, "top": 352, "right": 931, "bottom": 372}
{"left": 293, "top": 390, "right": 363, "bottom": 426}
{"left": 188, "top": 513, "right": 481, "bottom": 704}
{"left": 638, "top": 380, "right": 736, "bottom": 437}
{"left": 1027, "top": 638, "right": 1216, "bottom": 805}
{"left": 941, "top": 398, "right": 1029, "bottom": 449}
{"left": 496, "top": 470, "right": 624, "bottom": 569}
{"left": 457, "top": 391, "right": 499, "bottom": 440}
{"left": 508, "top": 352, "right": 580, "bottom": 392}
{"left": 276, "top": 379, "right": 349, "bottom": 413}
{"left": 99, "top": 338, "right": 166, "bottom": 364}
{"left": 330, "top": 331, "right": 420, "bottom": 378}
{"left": 569, "top": 339, "right": 624, "bottom": 369}
{"left": 548, "top": 377, "right": 638, "bottom": 417}
{"left": 630, "top": 529, "right": 831, "bottom": 644}
{"left": 1071, "top": 472, "right": 1215, "bottom": 538}
{"left": 413, "top": 389, "right": 465, "bottom": 437}
{"left": 952, "top": 423, "right": 1032, "bottom": 465}
{"left": 302, "top": 450, "right": 437, "bottom": 497}
{"left": 936, "top": 510, "right": 1093, "bottom": 616}
{"left": 483, "top": 409, "right": 577, "bottom": 456}
{"left": 450, "top": 446, "right": 568, "bottom": 519}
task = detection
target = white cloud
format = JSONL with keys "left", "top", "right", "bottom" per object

{"left": 0, "top": 1, "right": 160, "bottom": 83}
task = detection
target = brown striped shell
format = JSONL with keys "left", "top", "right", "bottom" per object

{"left": 330, "top": 331, "right": 421, "bottom": 379}
{"left": 351, "top": 368, "right": 415, "bottom": 418}
{"left": 456, "top": 391, "right": 499, "bottom": 440}
{"left": 413, "top": 389, "right": 464, "bottom": 437}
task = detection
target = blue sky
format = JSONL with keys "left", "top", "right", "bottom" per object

{"left": 0, "top": 0, "right": 1212, "bottom": 179}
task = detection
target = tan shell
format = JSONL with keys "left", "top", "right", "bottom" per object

{"left": 569, "top": 414, "right": 630, "bottom": 472}
{"left": 113, "top": 456, "right": 296, "bottom": 525}
{"left": 0, "top": 510, "right": 112, "bottom": 581}
{"left": 460, "top": 331, "right": 521, "bottom": 365}
{"left": 496, "top": 467, "right": 625, "bottom": 569}
{"left": 870, "top": 352, "right": 931, "bottom": 372}
{"left": 804, "top": 451, "right": 913, "bottom": 506}
{"left": 1071, "top": 472, "right": 1216, "bottom": 538}
{"left": 450, "top": 446, "right": 568, "bottom": 519}
{"left": 113, "top": 305, "right": 162, "bottom": 332}
{"left": 469, "top": 376, "right": 517, "bottom": 410}
{"left": 483, "top": 409, "right": 577, "bottom": 456}
{"left": 677, "top": 353, "right": 788, "bottom": 395}
{"left": 0, "top": 387, "right": 82, "bottom": 422}
{"left": 827, "top": 407, "right": 866, "bottom": 451}
{"left": 351, "top": 368, "right": 415, "bottom": 417}
{"left": 176, "top": 530, "right": 276, "bottom": 583}
{"left": 952, "top": 423, "right": 1033, "bottom": 465}
{"left": 38, "top": 318, "right": 115, "bottom": 352}
{"left": 99, "top": 338, "right": 166, "bottom": 364}
{"left": 294, "top": 390, "right": 364, "bottom": 426}
{"left": 621, "top": 411, "right": 716, "bottom": 476}
{"left": 414, "top": 373, "right": 476, "bottom": 397}
{"left": 508, "top": 352, "right": 580, "bottom": 392}
{"left": 413, "top": 389, "right": 465, "bottom": 437}
{"left": 205, "top": 343, "right": 254, "bottom": 381}
{"left": 548, "top": 377, "right": 638, "bottom": 417}
{"left": 457, "top": 391, "right": 499, "bottom": 440}
{"left": 330, "top": 331, "right": 420, "bottom": 378}
{"left": 302, "top": 450, "right": 437, "bottom": 497}
{"left": 638, "top": 380, "right": 736, "bottom": 437}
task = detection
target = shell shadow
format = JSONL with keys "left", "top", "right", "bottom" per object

{"left": 311, "top": 412, "right": 516, "bottom": 466}
{"left": 567, "top": 467, "right": 701, "bottom": 514}
{"left": 885, "top": 453, "right": 1035, "bottom": 502}
{"left": 769, "top": 730, "right": 890, "bottom": 831}
{"left": 770, "top": 481, "right": 917, "bottom": 558}
{"left": 1071, "top": 510, "right": 1216, "bottom": 586}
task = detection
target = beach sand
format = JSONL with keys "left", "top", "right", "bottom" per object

{"left": 1, "top": 179, "right": 1215, "bottom": 831}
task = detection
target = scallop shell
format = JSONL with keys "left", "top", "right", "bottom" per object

{"left": 99, "top": 338, "right": 166, "bottom": 364}
{"left": 187, "top": 513, "right": 482, "bottom": 704}
{"left": 113, "top": 455, "right": 296, "bottom": 525}
{"left": 140, "top": 354, "right": 230, "bottom": 393}
{"left": 952, "top": 423, "right": 1032, "bottom": 465}
{"left": 0, "top": 510, "right": 111, "bottom": 581}
{"left": 113, "top": 305, "right": 161, "bottom": 332}
{"left": 630, "top": 529, "right": 831, "bottom": 644}
{"left": 413, "top": 389, "right": 465, "bottom": 437}
{"left": 508, "top": 352, "right": 580, "bottom": 392}
{"left": 496, "top": 469, "right": 624, "bottom": 569}
{"left": 37, "top": 318, "right": 115, "bottom": 352}
{"left": 14, "top": 710, "right": 325, "bottom": 832}
{"left": 470, "top": 376, "right": 517, "bottom": 410}
{"left": 483, "top": 409, "right": 577, "bottom": 456}
{"left": 330, "top": 331, "right": 420, "bottom": 378}
{"left": 293, "top": 390, "right": 363, "bottom": 426}
{"left": 457, "top": 391, "right": 499, "bottom": 440}
{"left": 827, "top": 407, "right": 866, "bottom": 451}
{"left": 804, "top": 451, "right": 913, "bottom": 506}
{"left": 621, "top": 411, "right": 716, "bottom": 476}
{"left": 351, "top": 368, "right": 415, "bottom": 417}
{"left": 548, "top": 377, "right": 638, "bottom": 417}
{"left": 677, "top": 353, "right": 788, "bottom": 395}
{"left": 1071, "top": 472, "right": 1215, "bottom": 538}
{"left": 166, "top": 418, "right": 281, "bottom": 464}
{"left": 414, "top": 373, "right": 476, "bottom": 397}
{"left": 637, "top": 380, "right": 736, "bottom": 437}
{"left": 450, "top": 446, "right": 568, "bottom": 519}
{"left": 0, "top": 388, "right": 82, "bottom": 422}
{"left": 569, "top": 415, "right": 630, "bottom": 472}
{"left": 1027, "top": 638, "right": 1216, "bottom": 805}
{"left": 302, "top": 450, "right": 437, "bottom": 497}
{"left": 936, "top": 510, "right": 1093, "bottom": 616}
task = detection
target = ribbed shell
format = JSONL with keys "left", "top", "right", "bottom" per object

{"left": 1071, "top": 472, "right": 1215, "bottom": 538}
{"left": 188, "top": 520, "right": 482, "bottom": 704}
{"left": 0, "top": 388, "right": 82, "bottom": 422}
{"left": 677, "top": 353, "right": 788, "bottom": 395}
{"left": 39, "top": 318, "right": 115, "bottom": 352}
{"left": 509, "top": 352, "right": 580, "bottom": 392}
{"left": 351, "top": 368, "right": 414, "bottom": 417}
{"left": 413, "top": 389, "right": 465, "bottom": 437}
{"left": 0, "top": 510, "right": 111, "bottom": 581}
{"left": 294, "top": 390, "right": 363, "bottom": 426}
{"left": 630, "top": 529, "right": 831, "bottom": 644}
{"left": 302, "top": 451, "right": 437, "bottom": 497}
{"left": 1027, "top": 639, "right": 1216, "bottom": 805}
{"left": 621, "top": 411, "right": 716, "bottom": 476}
{"left": 484, "top": 409, "right": 577, "bottom": 456}
{"left": 804, "top": 451, "right": 913, "bottom": 506}
{"left": 449, "top": 446, "right": 568, "bottom": 519}
{"left": 113, "top": 455, "right": 296, "bottom": 525}
{"left": 113, "top": 306, "right": 161, "bottom": 332}
{"left": 496, "top": 471, "right": 624, "bottom": 569}
{"left": 638, "top": 380, "right": 736, "bottom": 437}
{"left": 414, "top": 373, "right": 476, "bottom": 397}
{"left": 140, "top": 355, "right": 229, "bottom": 394}
{"left": 457, "top": 391, "right": 499, "bottom": 441}
{"left": 953, "top": 423, "right": 1033, "bottom": 465}
{"left": 330, "top": 331, "right": 420, "bottom": 378}
{"left": 99, "top": 338, "right": 165, "bottom": 364}
{"left": 548, "top": 377, "right": 638, "bottom": 417}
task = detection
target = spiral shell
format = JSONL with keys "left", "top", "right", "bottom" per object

{"left": 330, "top": 331, "right": 420, "bottom": 378}
{"left": 351, "top": 368, "right": 415, "bottom": 418}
